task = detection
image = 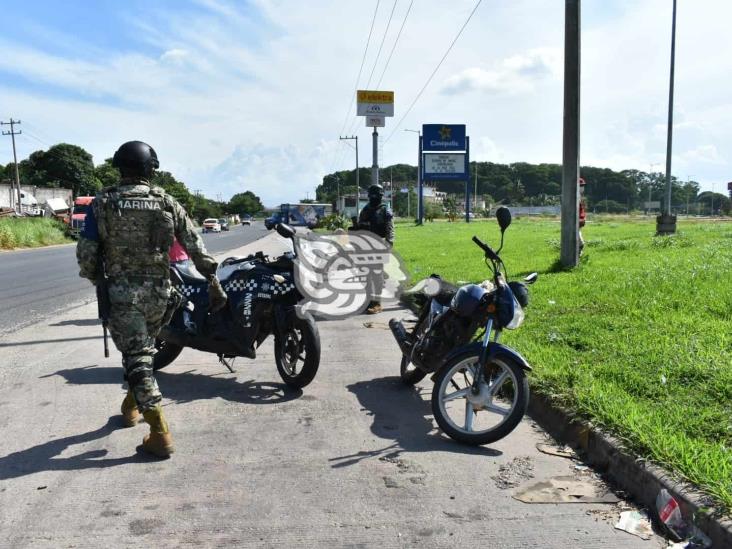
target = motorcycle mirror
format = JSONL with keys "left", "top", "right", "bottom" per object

{"left": 496, "top": 206, "right": 512, "bottom": 232}
{"left": 275, "top": 223, "right": 296, "bottom": 239}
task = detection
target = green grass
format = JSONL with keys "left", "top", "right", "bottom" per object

{"left": 395, "top": 217, "right": 732, "bottom": 510}
{"left": 0, "top": 217, "right": 71, "bottom": 249}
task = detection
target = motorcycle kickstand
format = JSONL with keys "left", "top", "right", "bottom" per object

{"left": 218, "top": 354, "right": 236, "bottom": 373}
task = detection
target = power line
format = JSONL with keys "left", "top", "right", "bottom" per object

{"left": 337, "top": 0, "right": 381, "bottom": 138}
{"left": 328, "top": 0, "right": 382, "bottom": 177}
{"left": 340, "top": 0, "right": 399, "bottom": 141}
{"left": 376, "top": 0, "right": 414, "bottom": 89}
{"left": 364, "top": 0, "right": 398, "bottom": 89}
{"left": 384, "top": 0, "right": 483, "bottom": 144}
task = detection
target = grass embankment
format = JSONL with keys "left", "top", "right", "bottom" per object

{"left": 395, "top": 218, "right": 732, "bottom": 510}
{"left": 0, "top": 217, "right": 71, "bottom": 249}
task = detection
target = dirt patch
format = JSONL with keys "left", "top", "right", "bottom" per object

{"left": 491, "top": 456, "right": 534, "bottom": 489}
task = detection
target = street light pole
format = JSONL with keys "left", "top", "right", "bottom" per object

{"left": 404, "top": 129, "right": 421, "bottom": 224}
{"left": 340, "top": 135, "right": 359, "bottom": 216}
{"left": 657, "top": 0, "right": 678, "bottom": 234}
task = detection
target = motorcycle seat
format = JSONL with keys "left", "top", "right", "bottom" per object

{"left": 173, "top": 261, "right": 207, "bottom": 284}
{"left": 435, "top": 288, "right": 456, "bottom": 307}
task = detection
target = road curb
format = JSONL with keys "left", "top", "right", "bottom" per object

{"left": 527, "top": 391, "right": 732, "bottom": 547}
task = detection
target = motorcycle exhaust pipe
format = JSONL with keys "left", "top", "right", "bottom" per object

{"left": 389, "top": 318, "right": 413, "bottom": 356}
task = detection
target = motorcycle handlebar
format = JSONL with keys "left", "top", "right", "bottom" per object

{"left": 472, "top": 236, "right": 500, "bottom": 261}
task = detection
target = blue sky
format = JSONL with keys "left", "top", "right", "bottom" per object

{"left": 1, "top": 0, "right": 730, "bottom": 205}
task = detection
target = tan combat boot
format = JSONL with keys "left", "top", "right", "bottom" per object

{"left": 366, "top": 302, "right": 383, "bottom": 314}
{"left": 141, "top": 406, "right": 175, "bottom": 458}
{"left": 121, "top": 390, "right": 140, "bottom": 427}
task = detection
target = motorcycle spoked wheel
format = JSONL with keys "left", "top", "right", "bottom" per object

{"left": 152, "top": 338, "right": 184, "bottom": 371}
{"left": 274, "top": 316, "right": 320, "bottom": 388}
{"left": 431, "top": 351, "right": 529, "bottom": 446}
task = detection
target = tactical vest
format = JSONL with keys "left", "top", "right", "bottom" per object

{"left": 96, "top": 182, "right": 175, "bottom": 279}
{"left": 363, "top": 204, "right": 390, "bottom": 238}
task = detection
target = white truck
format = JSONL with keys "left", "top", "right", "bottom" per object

{"left": 0, "top": 187, "right": 42, "bottom": 216}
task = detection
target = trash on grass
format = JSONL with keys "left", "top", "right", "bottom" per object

{"left": 513, "top": 476, "right": 620, "bottom": 504}
{"left": 614, "top": 510, "right": 654, "bottom": 540}
{"left": 535, "top": 443, "right": 577, "bottom": 459}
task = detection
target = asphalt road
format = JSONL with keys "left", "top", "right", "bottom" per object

{"left": 0, "top": 233, "right": 661, "bottom": 548}
{"left": 0, "top": 222, "right": 270, "bottom": 334}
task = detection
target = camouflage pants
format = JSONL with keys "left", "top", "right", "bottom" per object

{"left": 108, "top": 278, "right": 170, "bottom": 412}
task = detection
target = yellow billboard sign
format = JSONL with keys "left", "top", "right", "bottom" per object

{"left": 357, "top": 90, "right": 394, "bottom": 117}
{"left": 357, "top": 90, "right": 394, "bottom": 104}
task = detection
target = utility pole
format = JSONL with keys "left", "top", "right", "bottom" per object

{"left": 389, "top": 165, "right": 393, "bottom": 212}
{"left": 474, "top": 162, "right": 478, "bottom": 210}
{"left": 1, "top": 118, "right": 22, "bottom": 213}
{"left": 647, "top": 164, "right": 658, "bottom": 216}
{"left": 340, "top": 135, "right": 359, "bottom": 214}
{"left": 404, "top": 129, "right": 422, "bottom": 224}
{"left": 657, "top": 0, "right": 678, "bottom": 235}
{"left": 560, "top": 0, "right": 581, "bottom": 267}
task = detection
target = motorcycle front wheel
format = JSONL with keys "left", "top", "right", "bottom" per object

{"left": 431, "top": 350, "right": 529, "bottom": 446}
{"left": 275, "top": 316, "right": 320, "bottom": 388}
{"left": 153, "top": 338, "right": 184, "bottom": 371}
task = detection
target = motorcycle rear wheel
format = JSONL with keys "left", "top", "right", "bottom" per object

{"left": 431, "top": 351, "right": 529, "bottom": 446}
{"left": 153, "top": 338, "right": 184, "bottom": 371}
{"left": 275, "top": 316, "right": 320, "bottom": 388}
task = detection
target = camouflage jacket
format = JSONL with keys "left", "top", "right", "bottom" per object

{"left": 76, "top": 178, "right": 217, "bottom": 283}
{"left": 357, "top": 203, "right": 394, "bottom": 244}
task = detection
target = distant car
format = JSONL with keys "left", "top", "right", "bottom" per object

{"left": 241, "top": 215, "right": 252, "bottom": 226}
{"left": 218, "top": 218, "right": 230, "bottom": 231}
{"left": 202, "top": 218, "right": 221, "bottom": 233}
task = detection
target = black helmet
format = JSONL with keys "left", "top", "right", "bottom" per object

{"left": 450, "top": 284, "right": 487, "bottom": 317}
{"left": 112, "top": 141, "right": 160, "bottom": 178}
{"left": 368, "top": 183, "right": 384, "bottom": 196}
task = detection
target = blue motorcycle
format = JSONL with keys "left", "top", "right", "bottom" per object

{"left": 390, "top": 207, "right": 537, "bottom": 445}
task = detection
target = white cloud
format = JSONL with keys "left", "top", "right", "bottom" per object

{"left": 679, "top": 144, "right": 724, "bottom": 165}
{"left": 441, "top": 48, "right": 561, "bottom": 95}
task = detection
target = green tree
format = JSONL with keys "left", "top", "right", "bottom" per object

{"left": 151, "top": 170, "right": 194, "bottom": 212}
{"left": 393, "top": 184, "right": 416, "bottom": 217}
{"left": 228, "top": 191, "right": 264, "bottom": 216}
{"left": 94, "top": 158, "right": 120, "bottom": 189}
{"left": 32, "top": 144, "right": 98, "bottom": 196}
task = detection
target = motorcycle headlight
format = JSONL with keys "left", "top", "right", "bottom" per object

{"left": 505, "top": 297, "right": 525, "bottom": 330}
{"left": 496, "top": 281, "right": 525, "bottom": 329}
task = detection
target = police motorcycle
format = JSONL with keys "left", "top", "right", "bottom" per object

{"left": 389, "top": 207, "right": 538, "bottom": 445}
{"left": 153, "top": 223, "right": 320, "bottom": 388}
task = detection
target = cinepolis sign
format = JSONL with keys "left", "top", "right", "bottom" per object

{"left": 422, "top": 124, "right": 466, "bottom": 152}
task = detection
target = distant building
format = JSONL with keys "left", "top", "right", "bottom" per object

{"left": 423, "top": 186, "right": 446, "bottom": 204}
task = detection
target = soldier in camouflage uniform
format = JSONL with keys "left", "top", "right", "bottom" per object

{"left": 357, "top": 183, "right": 394, "bottom": 314}
{"left": 76, "top": 141, "right": 227, "bottom": 458}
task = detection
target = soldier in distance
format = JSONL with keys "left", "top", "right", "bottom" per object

{"left": 356, "top": 183, "right": 394, "bottom": 314}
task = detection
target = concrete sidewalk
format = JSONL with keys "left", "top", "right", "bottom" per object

{"left": 0, "top": 233, "right": 663, "bottom": 548}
